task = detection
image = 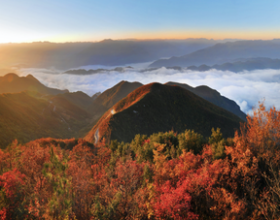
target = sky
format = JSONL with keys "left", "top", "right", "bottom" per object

{"left": 0, "top": 0, "right": 280, "bottom": 43}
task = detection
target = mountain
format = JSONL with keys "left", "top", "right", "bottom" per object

{"left": 91, "top": 92, "right": 101, "bottom": 100}
{"left": 166, "top": 82, "right": 247, "bottom": 120}
{"left": 65, "top": 69, "right": 107, "bottom": 75}
{"left": 55, "top": 91, "right": 93, "bottom": 110}
{"left": 0, "top": 73, "right": 68, "bottom": 95}
{"left": 85, "top": 83, "right": 243, "bottom": 144}
{"left": 149, "top": 40, "right": 280, "bottom": 67}
{"left": 0, "top": 74, "right": 246, "bottom": 148}
{"left": 64, "top": 66, "right": 133, "bottom": 75}
{"left": 183, "top": 57, "right": 280, "bottom": 72}
{"left": 212, "top": 57, "right": 280, "bottom": 72}
{"left": 0, "top": 39, "right": 226, "bottom": 69}
{"left": 88, "top": 81, "right": 143, "bottom": 120}
{"left": 0, "top": 91, "right": 90, "bottom": 148}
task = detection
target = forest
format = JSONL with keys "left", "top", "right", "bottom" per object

{"left": 0, "top": 103, "right": 280, "bottom": 220}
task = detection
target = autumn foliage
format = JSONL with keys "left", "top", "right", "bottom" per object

{"left": 1, "top": 104, "right": 280, "bottom": 219}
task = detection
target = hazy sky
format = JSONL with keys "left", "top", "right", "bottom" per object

{"left": 1, "top": 0, "right": 280, "bottom": 43}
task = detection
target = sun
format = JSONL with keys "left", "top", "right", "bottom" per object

{"left": 0, "top": 34, "right": 19, "bottom": 43}
{"left": 0, "top": 30, "right": 57, "bottom": 43}
{"left": 0, "top": 32, "right": 33, "bottom": 43}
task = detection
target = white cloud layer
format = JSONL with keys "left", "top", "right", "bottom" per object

{"left": 18, "top": 67, "right": 280, "bottom": 114}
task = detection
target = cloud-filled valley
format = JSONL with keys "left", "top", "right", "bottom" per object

{"left": 18, "top": 66, "right": 280, "bottom": 114}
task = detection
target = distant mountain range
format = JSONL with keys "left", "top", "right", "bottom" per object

{"left": 142, "top": 57, "right": 280, "bottom": 73}
{"left": 150, "top": 41, "right": 280, "bottom": 67}
{"left": 85, "top": 83, "right": 243, "bottom": 144}
{"left": 63, "top": 57, "right": 280, "bottom": 76}
{"left": 2, "top": 39, "right": 280, "bottom": 71}
{"left": 185, "top": 57, "right": 280, "bottom": 72}
{"left": 64, "top": 66, "right": 133, "bottom": 75}
{"left": 0, "top": 39, "right": 220, "bottom": 69}
{"left": 0, "top": 73, "right": 246, "bottom": 148}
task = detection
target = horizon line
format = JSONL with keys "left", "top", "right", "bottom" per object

{"left": 1, "top": 37, "right": 280, "bottom": 44}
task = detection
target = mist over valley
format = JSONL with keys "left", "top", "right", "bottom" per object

{"left": 2, "top": 1, "right": 280, "bottom": 218}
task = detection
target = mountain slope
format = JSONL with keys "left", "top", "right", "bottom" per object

{"left": 166, "top": 82, "right": 247, "bottom": 120}
{"left": 0, "top": 91, "right": 90, "bottom": 148}
{"left": 85, "top": 83, "right": 243, "bottom": 144}
{"left": 150, "top": 40, "right": 280, "bottom": 67}
{"left": 55, "top": 91, "right": 93, "bottom": 110}
{"left": 88, "top": 80, "right": 143, "bottom": 119}
{"left": 0, "top": 73, "right": 68, "bottom": 95}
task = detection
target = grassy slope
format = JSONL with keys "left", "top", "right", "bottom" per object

{"left": 0, "top": 91, "right": 90, "bottom": 148}
{"left": 0, "top": 75, "right": 143, "bottom": 147}
{"left": 85, "top": 83, "right": 243, "bottom": 144}
{"left": 55, "top": 91, "right": 93, "bottom": 111}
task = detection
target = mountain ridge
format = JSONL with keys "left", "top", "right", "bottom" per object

{"left": 88, "top": 80, "right": 143, "bottom": 119}
{"left": 0, "top": 73, "right": 68, "bottom": 95}
{"left": 85, "top": 83, "right": 243, "bottom": 144}
{"left": 0, "top": 39, "right": 220, "bottom": 69}
{"left": 150, "top": 41, "right": 280, "bottom": 67}
{"left": 166, "top": 82, "right": 246, "bottom": 120}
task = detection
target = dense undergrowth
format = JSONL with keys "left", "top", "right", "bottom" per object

{"left": 0, "top": 103, "right": 280, "bottom": 219}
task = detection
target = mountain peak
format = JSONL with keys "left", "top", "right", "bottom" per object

{"left": 0, "top": 73, "right": 67, "bottom": 95}
{"left": 26, "top": 74, "right": 36, "bottom": 79}
{"left": 85, "top": 83, "right": 243, "bottom": 144}
{"left": 26, "top": 74, "right": 40, "bottom": 82}
{"left": 195, "top": 85, "right": 220, "bottom": 96}
{"left": 2, "top": 73, "right": 19, "bottom": 82}
{"left": 100, "top": 39, "right": 114, "bottom": 43}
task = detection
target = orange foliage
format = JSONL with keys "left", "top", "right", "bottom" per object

{"left": 237, "top": 102, "right": 280, "bottom": 155}
{"left": 0, "top": 104, "right": 280, "bottom": 219}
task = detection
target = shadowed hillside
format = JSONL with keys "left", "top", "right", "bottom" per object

{"left": 0, "top": 91, "right": 90, "bottom": 148}
{"left": 166, "top": 82, "right": 247, "bottom": 120}
{"left": 88, "top": 80, "right": 143, "bottom": 121}
{"left": 56, "top": 91, "right": 93, "bottom": 110}
{"left": 85, "top": 83, "right": 243, "bottom": 144}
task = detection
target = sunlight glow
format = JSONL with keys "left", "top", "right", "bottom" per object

{"left": 0, "top": 31, "right": 57, "bottom": 43}
{"left": 116, "top": 30, "right": 280, "bottom": 41}
{"left": 1, "top": 29, "right": 280, "bottom": 44}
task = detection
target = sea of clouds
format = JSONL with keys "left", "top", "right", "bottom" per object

{"left": 17, "top": 64, "right": 280, "bottom": 115}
